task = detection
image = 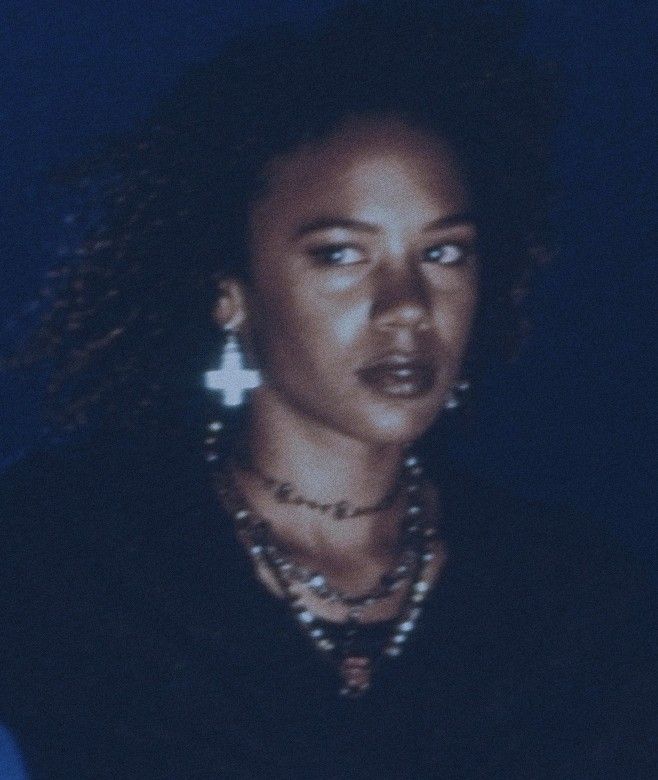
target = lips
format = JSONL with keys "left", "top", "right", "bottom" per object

{"left": 356, "top": 354, "right": 436, "bottom": 399}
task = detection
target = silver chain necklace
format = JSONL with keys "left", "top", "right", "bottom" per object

{"left": 215, "top": 453, "right": 437, "bottom": 697}
{"left": 221, "top": 469, "right": 424, "bottom": 610}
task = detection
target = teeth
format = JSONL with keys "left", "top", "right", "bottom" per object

{"left": 394, "top": 368, "right": 413, "bottom": 378}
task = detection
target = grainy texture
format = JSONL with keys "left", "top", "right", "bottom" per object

{"left": 1, "top": 438, "right": 655, "bottom": 778}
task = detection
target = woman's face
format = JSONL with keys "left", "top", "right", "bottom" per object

{"left": 244, "top": 116, "right": 479, "bottom": 446}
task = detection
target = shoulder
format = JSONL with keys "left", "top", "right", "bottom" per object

{"left": 438, "top": 461, "right": 654, "bottom": 600}
{"left": 1, "top": 440, "right": 151, "bottom": 562}
{"left": 0, "top": 439, "right": 146, "bottom": 602}
{"left": 1, "top": 437, "right": 151, "bottom": 512}
{"left": 436, "top": 464, "right": 657, "bottom": 773}
{"left": 0, "top": 436, "right": 214, "bottom": 619}
{"left": 0, "top": 433, "right": 220, "bottom": 666}
{"left": 436, "top": 461, "right": 656, "bottom": 672}
{"left": 0, "top": 434, "right": 204, "bottom": 531}
{"left": 0, "top": 432, "right": 236, "bottom": 604}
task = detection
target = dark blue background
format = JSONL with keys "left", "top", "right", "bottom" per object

{"left": 1, "top": 2, "right": 656, "bottom": 576}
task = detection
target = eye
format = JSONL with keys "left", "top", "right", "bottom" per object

{"left": 310, "top": 244, "right": 365, "bottom": 266}
{"left": 423, "top": 244, "right": 467, "bottom": 266}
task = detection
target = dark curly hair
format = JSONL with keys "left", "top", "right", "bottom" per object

{"left": 7, "top": 0, "right": 558, "bottom": 440}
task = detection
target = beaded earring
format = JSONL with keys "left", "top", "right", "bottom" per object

{"left": 443, "top": 379, "right": 471, "bottom": 410}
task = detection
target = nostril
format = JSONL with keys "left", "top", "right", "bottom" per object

{"left": 375, "top": 289, "right": 430, "bottom": 327}
{"left": 373, "top": 274, "right": 432, "bottom": 329}
{"left": 376, "top": 303, "right": 432, "bottom": 334}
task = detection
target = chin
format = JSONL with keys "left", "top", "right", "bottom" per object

{"left": 341, "top": 403, "right": 441, "bottom": 446}
{"left": 336, "top": 376, "right": 451, "bottom": 445}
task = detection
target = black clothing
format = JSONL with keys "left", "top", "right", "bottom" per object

{"left": 0, "top": 439, "right": 656, "bottom": 778}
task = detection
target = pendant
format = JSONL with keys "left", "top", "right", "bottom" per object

{"left": 338, "top": 655, "right": 372, "bottom": 698}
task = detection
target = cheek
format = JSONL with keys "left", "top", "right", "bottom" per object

{"left": 256, "top": 274, "right": 368, "bottom": 366}
{"left": 434, "top": 285, "right": 478, "bottom": 356}
{"left": 322, "top": 298, "right": 371, "bottom": 351}
{"left": 255, "top": 288, "right": 306, "bottom": 365}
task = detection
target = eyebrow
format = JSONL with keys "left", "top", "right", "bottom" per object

{"left": 423, "top": 213, "right": 477, "bottom": 232}
{"left": 294, "top": 213, "right": 477, "bottom": 238}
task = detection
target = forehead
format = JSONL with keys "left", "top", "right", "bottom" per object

{"left": 254, "top": 115, "right": 470, "bottom": 219}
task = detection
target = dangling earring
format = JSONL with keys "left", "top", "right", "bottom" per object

{"left": 443, "top": 379, "right": 471, "bottom": 410}
{"left": 204, "top": 327, "right": 262, "bottom": 407}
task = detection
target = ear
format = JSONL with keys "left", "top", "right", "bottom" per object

{"left": 211, "top": 277, "right": 249, "bottom": 331}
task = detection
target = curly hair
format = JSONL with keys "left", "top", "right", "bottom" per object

{"left": 7, "top": 0, "right": 558, "bottom": 439}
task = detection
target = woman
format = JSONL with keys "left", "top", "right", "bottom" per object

{"left": 1, "top": 2, "right": 655, "bottom": 777}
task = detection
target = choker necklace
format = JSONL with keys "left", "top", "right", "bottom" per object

{"left": 215, "top": 453, "right": 436, "bottom": 698}
{"left": 220, "top": 466, "right": 425, "bottom": 610}
{"left": 236, "top": 458, "right": 403, "bottom": 521}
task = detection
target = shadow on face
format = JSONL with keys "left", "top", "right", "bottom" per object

{"left": 222, "top": 115, "right": 480, "bottom": 447}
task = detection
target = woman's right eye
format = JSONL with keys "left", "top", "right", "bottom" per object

{"left": 309, "top": 244, "right": 365, "bottom": 266}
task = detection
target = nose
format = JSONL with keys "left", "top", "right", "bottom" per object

{"left": 371, "top": 261, "right": 431, "bottom": 332}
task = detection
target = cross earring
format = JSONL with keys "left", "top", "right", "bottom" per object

{"left": 204, "top": 328, "right": 262, "bottom": 407}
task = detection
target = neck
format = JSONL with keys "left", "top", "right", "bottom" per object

{"left": 238, "top": 388, "right": 410, "bottom": 558}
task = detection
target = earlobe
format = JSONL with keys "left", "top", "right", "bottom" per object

{"left": 212, "top": 277, "right": 249, "bottom": 330}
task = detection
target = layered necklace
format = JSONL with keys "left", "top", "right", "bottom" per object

{"left": 213, "top": 449, "right": 437, "bottom": 698}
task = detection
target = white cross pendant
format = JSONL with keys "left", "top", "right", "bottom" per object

{"left": 204, "top": 332, "right": 261, "bottom": 407}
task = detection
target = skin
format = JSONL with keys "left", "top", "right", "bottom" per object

{"left": 215, "top": 116, "right": 479, "bottom": 620}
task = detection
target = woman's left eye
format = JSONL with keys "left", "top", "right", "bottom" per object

{"left": 310, "top": 244, "right": 364, "bottom": 266}
{"left": 423, "top": 244, "right": 466, "bottom": 265}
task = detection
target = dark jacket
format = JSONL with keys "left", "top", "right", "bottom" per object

{"left": 1, "top": 438, "right": 656, "bottom": 778}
